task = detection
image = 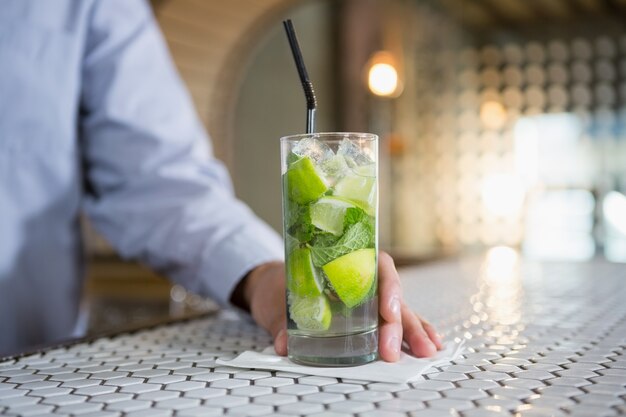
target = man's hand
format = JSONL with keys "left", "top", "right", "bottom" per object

{"left": 237, "top": 252, "right": 443, "bottom": 361}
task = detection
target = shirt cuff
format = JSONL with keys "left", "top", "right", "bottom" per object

{"left": 197, "top": 218, "right": 284, "bottom": 307}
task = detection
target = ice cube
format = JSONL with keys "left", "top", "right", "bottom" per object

{"left": 320, "top": 154, "right": 349, "bottom": 186}
{"left": 292, "top": 137, "right": 335, "bottom": 166}
{"left": 338, "top": 138, "right": 374, "bottom": 168}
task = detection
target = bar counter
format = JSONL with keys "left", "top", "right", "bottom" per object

{"left": 1, "top": 253, "right": 625, "bottom": 416}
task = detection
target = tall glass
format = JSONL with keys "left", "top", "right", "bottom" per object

{"left": 280, "top": 133, "right": 378, "bottom": 366}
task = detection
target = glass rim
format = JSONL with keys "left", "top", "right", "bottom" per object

{"left": 280, "top": 132, "right": 378, "bottom": 143}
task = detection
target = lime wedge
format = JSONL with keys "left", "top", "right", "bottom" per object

{"left": 310, "top": 197, "right": 355, "bottom": 236}
{"left": 288, "top": 247, "right": 324, "bottom": 297}
{"left": 322, "top": 248, "right": 376, "bottom": 308}
{"left": 333, "top": 174, "right": 376, "bottom": 214}
{"left": 289, "top": 294, "right": 332, "bottom": 331}
{"left": 285, "top": 157, "right": 328, "bottom": 204}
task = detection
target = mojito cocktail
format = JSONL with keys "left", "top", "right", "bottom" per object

{"left": 281, "top": 133, "right": 378, "bottom": 366}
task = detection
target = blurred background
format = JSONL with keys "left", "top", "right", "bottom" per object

{"left": 84, "top": 0, "right": 626, "bottom": 334}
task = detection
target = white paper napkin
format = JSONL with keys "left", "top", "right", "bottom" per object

{"left": 216, "top": 340, "right": 464, "bottom": 383}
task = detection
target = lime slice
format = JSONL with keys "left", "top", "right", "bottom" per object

{"left": 285, "top": 157, "right": 328, "bottom": 204}
{"left": 289, "top": 294, "right": 332, "bottom": 331}
{"left": 333, "top": 174, "right": 376, "bottom": 214}
{"left": 322, "top": 248, "right": 376, "bottom": 308}
{"left": 288, "top": 247, "right": 324, "bottom": 297}
{"left": 310, "top": 197, "right": 355, "bottom": 236}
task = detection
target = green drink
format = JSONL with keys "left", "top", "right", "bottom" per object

{"left": 280, "top": 133, "right": 378, "bottom": 366}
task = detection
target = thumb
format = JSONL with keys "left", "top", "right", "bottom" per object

{"left": 273, "top": 327, "right": 288, "bottom": 356}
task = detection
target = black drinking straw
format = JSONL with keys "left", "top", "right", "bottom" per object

{"left": 283, "top": 19, "right": 317, "bottom": 134}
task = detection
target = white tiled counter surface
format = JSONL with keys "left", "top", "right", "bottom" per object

{"left": 1, "top": 253, "right": 625, "bottom": 417}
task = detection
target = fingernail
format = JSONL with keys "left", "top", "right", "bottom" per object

{"left": 389, "top": 297, "right": 401, "bottom": 319}
{"left": 389, "top": 336, "right": 400, "bottom": 354}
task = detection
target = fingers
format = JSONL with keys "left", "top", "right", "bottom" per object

{"left": 273, "top": 328, "right": 288, "bottom": 356}
{"left": 401, "top": 305, "right": 437, "bottom": 357}
{"left": 377, "top": 250, "right": 442, "bottom": 360}
{"left": 379, "top": 321, "right": 402, "bottom": 362}
{"left": 378, "top": 251, "right": 403, "bottom": 362}
{"left": 421, "top": 319, "right": 443, "bottom": 350}
{"left": 245, "top": 263, "right": 288, "bottom": 356}
{"left": 378, "top": 252, "right": 402, "bottom": 324}
{"left": 269, "top": 313, "right": 288, "bottom": 356}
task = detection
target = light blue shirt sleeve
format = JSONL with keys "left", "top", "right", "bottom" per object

{"left": 81, "top": 1, "right": 283, "bottom": 306}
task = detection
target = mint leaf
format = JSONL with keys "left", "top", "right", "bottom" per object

{"left": 343, "top": 207, "right": 369, "bottom": 229}
{"left": 312, "top": 232, "right": 340, "bottom": 247}
{"left": 308, "top": 207, "right": 375, "bottom": 266}
{"left": 309, "top": 222, "right": 374, "bottom": 267}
